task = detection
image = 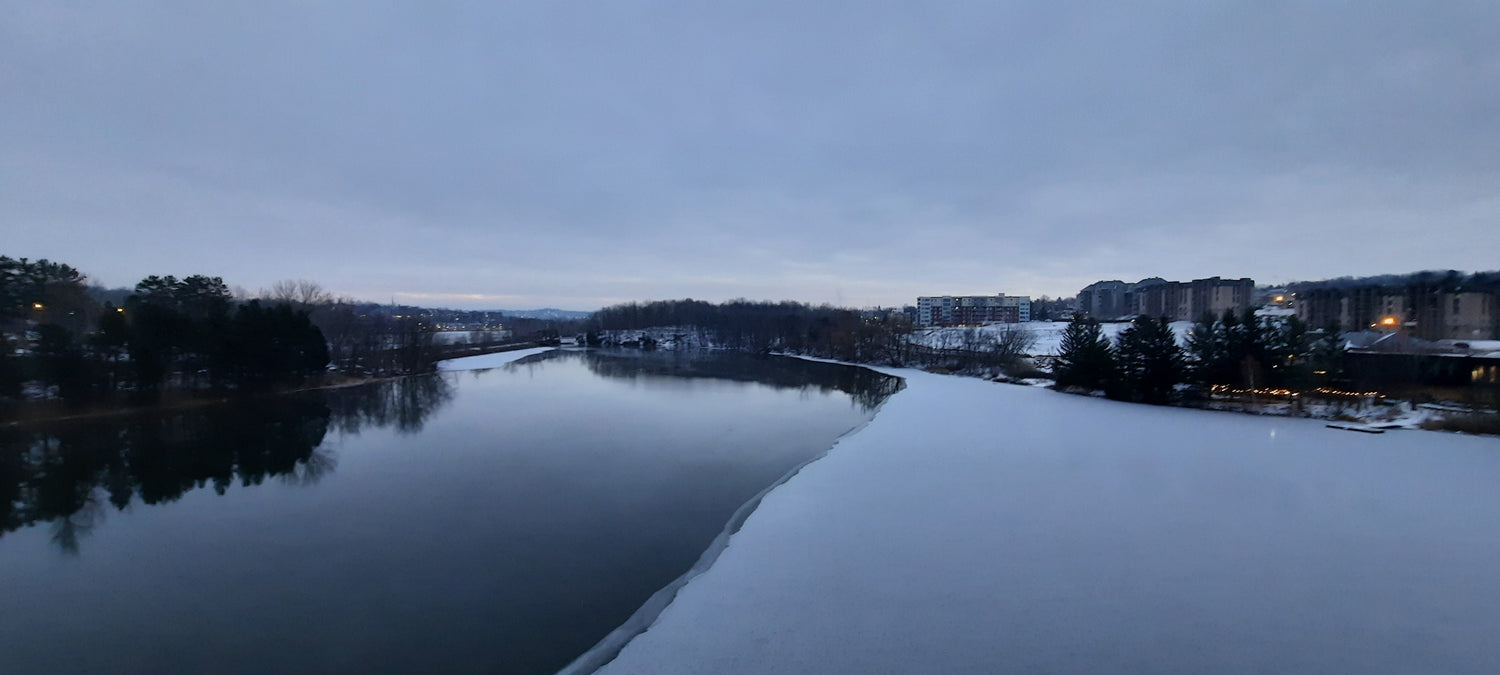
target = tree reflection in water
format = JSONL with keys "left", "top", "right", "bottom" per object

{"left": 510, "top": 349, "right": 906, "bottom": 412}
{"left": 0, "top": 374, "right": 452, "bottom": 553}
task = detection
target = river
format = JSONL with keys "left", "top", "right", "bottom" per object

{"left": 0, "top": 349, "right": 902, "bottom": 674}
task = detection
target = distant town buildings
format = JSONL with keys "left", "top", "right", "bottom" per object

{"left": 1076, "top": 280, "right": 1132, "bottom": 320}
{"left": 1293, "top": 272, "right": 1500, "bottom": 341}
{"left": 1076, "top": 276, "right": 1254, "bottom": 322}
{"left": 915, "top": 295, "right": 1031, "bottom": 326}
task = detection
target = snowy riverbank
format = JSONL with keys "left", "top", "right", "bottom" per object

{"left": 436, "top": 346, "right": 557, "bottom": 371}
{"left": 911, "top": 320, "right": 1194, "bottom": 357}
{"left": 595, "top": 366, "right": 1500, "bottom": 673}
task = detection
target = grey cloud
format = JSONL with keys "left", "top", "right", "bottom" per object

{"left": 4, "top": 2, "right": 1498, "bottom": 308}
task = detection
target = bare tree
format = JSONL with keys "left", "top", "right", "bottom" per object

{"left": 991, "top": 324, "right": 1037, "bottom": 365}
{"left": 263, "top": 279, "right": 333, "bottom": 311}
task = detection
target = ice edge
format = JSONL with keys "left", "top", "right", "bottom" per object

{"left": 556, "top": 364, "right": 906, "bottom": 675}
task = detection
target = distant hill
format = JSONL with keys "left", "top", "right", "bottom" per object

{"left": 495, "top": 308, "right": 593, "bottom": 320}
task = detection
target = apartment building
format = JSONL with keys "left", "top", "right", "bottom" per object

{"left": 1079, "top": 276, "right": 1254, "bottom": 322}
{"left": 1076, "top": 280, "right": 1132, "bottom": 320}
{"left": 915, "top": 294, "right": 1031, "bottom": 326}
{"left": 1295, "top": 282, "right": 1498, "bottom": 340}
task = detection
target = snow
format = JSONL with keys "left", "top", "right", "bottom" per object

{"left": 597, "top": 327, "right": 719, "bottom": 350}
{"left": 435, "top": 346, "right": 556, "bottom": 371}
{"left": 593, "top": 367, "right": 1500, "bottom": 674}
{"left": 913, "top": 320, "right": 1194, "bottom": 357}
{"left": 432, "top": 329, "right": 511, "bottom": 344}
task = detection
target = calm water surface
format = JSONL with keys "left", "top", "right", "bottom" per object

{"left": 0, "top": 349, "right": 902, "bottom": 674}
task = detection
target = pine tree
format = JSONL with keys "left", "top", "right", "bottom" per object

{"left": 1264, "top": 314, "right": 1310, "bottom": 388}
{"left": 1186, "top": 313, "right": 1222, "bottom": 384}
{"left": 1308, "top": 323, "right": 1345, "bottom": 385}
{"left": 1115, "top": 316, "right": 1185, "bottom": 403}
{"left": 1053, "top": 316, "right": 1116, "bottom": 391}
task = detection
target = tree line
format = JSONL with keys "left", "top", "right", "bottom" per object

{"left": 590, "top": 298, "right": 1038, "bottom": 373}
{"left": 592, "top": 299, "right": 910, "bottom": 362}
{"left": 3, "top": 267, "right": 331, "bottom": 407}
{"left": 2, "top": 256, "right": 469, "bottom": 412}
{"left": 1052, "top": 308, "right": 1341, "bottom": 404}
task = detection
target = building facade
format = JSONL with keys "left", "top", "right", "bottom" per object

{"left": 1078, "top": 276, "right": 1254, "bottom": 322}
{"left": 915, "top": 294, "right": 1031, "bottom": 326}
{"left": 1076, "top": 280, "right": 1132, "bottom": 320}
{"left": 1296, "top": 286, "right": 1497, "bottom": 340}
{"left": 1189, "top": 276, "right": 1256, "bottom": 322}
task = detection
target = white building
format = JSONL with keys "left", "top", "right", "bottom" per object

{"left": 916, "top": 294, "right": 1031, "bottom": 326}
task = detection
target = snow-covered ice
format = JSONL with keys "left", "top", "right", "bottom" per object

{"left": 594, "top": 366, "right": 1500, "bottom": 674}
{"left": 436, "top": 346, "right": 556, "bottom": 371}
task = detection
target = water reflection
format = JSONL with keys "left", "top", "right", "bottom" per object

{"left": 324, "top": 370, "right": 454, "bottom": 435}
{"left": 0, "top": 374, "right": 452, "bottom": 553}
{"left": 513, "top": 349, "right": 905, "bottom": 411}
{"left": 0, "top": 351, "right": 902, "bottom": 674}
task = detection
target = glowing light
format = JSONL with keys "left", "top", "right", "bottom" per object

{"left": 1207, "top": 385, "right": 1384, "bottom": 399}
{"left": 1273, "top": 295, "right": 1285, "bottom": 303}
{"left": 32, "top": 302, "right": 43, "bottom": 310}
{"left": 1379, "top": 316, "right": 1399, "bottom": 327}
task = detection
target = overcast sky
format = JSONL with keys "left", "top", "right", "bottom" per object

{"left": 4, "top": 2, "right": 1499, "bottom": 310}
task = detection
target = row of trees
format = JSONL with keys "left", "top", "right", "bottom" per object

{"left": 1053, "top": 309, "right": 1341, "bottom": 404}
{"left": 593, "top": 299, "right": 913, "bottom": 363}
{"left": 7, "top": 273, "right": 332, "bottom": 405}
{"left": 3, "top": 258, "right": 462, "bottom": 410}
{"left": 591, "top": 299, "right": 1041, "bottom": 373}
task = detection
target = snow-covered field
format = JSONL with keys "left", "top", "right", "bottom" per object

{"left": 593, "top": 367, "right": 1500, "bottom": 674}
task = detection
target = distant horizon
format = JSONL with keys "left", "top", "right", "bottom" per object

{"left": 7, "top": 3, "right": 1498, "bottom": 310}
{"left": 59, "top": 263, "right": 1500, "bottom": 314}
{"left": 53, "top": 262, "right": 1500, "bottom": 313}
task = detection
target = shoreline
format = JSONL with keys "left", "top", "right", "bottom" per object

{"left": 3, "top": 346, "right": 560, "bottom": 428}
{"left": 560, "top": 355, "right": 903, "bottom": 675}
{"left": 0, "top": 373, "right": 405, "bottom": 428}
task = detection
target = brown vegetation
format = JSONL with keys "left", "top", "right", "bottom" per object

{"left": 1419, "top": 412, "right": 1500, "bottom": 436}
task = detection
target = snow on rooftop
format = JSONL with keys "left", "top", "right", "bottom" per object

{"left": 593, "top": 367, "right": 1500, "bottom": 674}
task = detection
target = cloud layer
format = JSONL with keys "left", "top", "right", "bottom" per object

{"left": 5, "top": 2, "right": 1499, "bottom": 309}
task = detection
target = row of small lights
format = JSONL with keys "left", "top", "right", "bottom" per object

{"left": 1209, "top": 384, "right": 1385, "bottom": 399}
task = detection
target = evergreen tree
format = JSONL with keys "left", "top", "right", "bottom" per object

{"left": 35, "top": 323, "right": 93, "bottom": 405}
{"left": 1307, "top": 323, "right": 1345, "bottom": 384}
{"left": 1227, "top": 307, "right": 1268, "bottom": 389}
{"left": 125, "top": 274, "right": 234, "bottom": 390}
{"left": 0, "top": 347, "right": 23, "bottom": 400}
{"left": 1053, "top": 316, "right": 1116, "bottom": 391}
{"left": 1264, "top": 314, "right": 1311, "bottom": 388}
{"left": 1185, "top": 313, "right": 1224, "bottom": 384}
{"left": 91, "top": 303, "right": 130, "bottom": 394}
{"left": 1114, "top": 316, "right": 1184, "bottom": 403}
{"left": 219, "top": 301, "right": 330, "bottom": 387}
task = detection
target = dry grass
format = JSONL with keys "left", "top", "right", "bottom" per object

{"left": 1420, "top": 413, "right": 1500, "bottom": 436}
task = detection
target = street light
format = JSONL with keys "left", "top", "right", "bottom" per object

{"left": 32, "top": 302, "right": 43, "bottom": 310}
